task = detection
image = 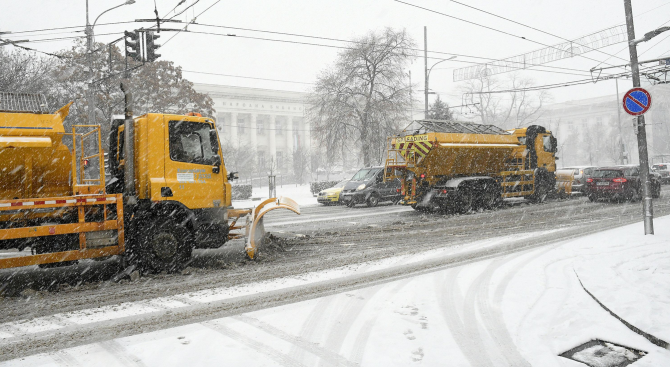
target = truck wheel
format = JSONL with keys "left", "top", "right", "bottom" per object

{"left": 483, "top": 191, "right": 502, "bottom": 210}
{"left": 367, "top": 193, "right": 380, "bottom": 207}
{"left": 136, "top": 217, "right": 192, "bottom": 273}
{"left": 588, "top": 194, "right": 597, "bottom": 202}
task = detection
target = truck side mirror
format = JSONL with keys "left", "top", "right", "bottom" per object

{"left": 210, "top": 155, "right": 221, "bottom": 173}
{"left": 227, "top": 171, "right": 239, "bottom": 181}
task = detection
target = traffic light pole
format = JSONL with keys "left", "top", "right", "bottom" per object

{"left": 624, "top": 0, "right": 654, "bottom": 234}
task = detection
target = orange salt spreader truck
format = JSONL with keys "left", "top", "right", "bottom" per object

{"left": 383, "top": 119, "right": 560, "bottom": 213}
{"left": 0, "top": 88, "right": 298, "bottom": 272}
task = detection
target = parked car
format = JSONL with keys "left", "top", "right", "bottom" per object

{"left": 340, "top": 166, "right": 402, "bottom": 207}
{"left": 651, "top": 163, "right": 670, "bottom": 184}
{"left": 317, "top": 179, "right": 348, "bottom": 205}
{"left": 585, "top": 166, "right": 661, "bottom": 202}
{"left": 561, "top": 166, "right": 596, "bottom": 195}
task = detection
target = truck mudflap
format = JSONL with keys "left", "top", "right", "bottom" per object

{"left": 226, "top": 197, "right": 300, "bottom": 260}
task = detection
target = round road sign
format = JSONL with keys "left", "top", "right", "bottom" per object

{"left": 622, "top": 87, "right": 652, "bottom": 116}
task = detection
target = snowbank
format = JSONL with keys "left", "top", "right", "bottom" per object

{"left": 232, "top": 183, "right": 318, "bottom": 209}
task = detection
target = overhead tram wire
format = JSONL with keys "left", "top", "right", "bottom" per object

{"left": 3, "top": 23, "right": 602, "bottom": 78}
{"left": 446, "top": 0, "right": 629, "bottom": 63}
{"left": 469, "top": 64, "right": 667, "bottom": 95}
{"left": 392, "top": 0, "right": 625, "bottom": 71}
{"left": 160, "top": 0, "right": 221, "bottom": 46}
{"left": 181, "top": 29, "right": 609, "bottom": 79}
{"left": 183, "top": 22, "right": 613, "bottom": 78}
{"left": 592, "top": 18, "right": 670, "bottom": 70}
{"left": 6, "top": 20, "right": 136, "bottom": 36}
{"left": 181, "top": 70, "right": 314, "bottom": 85}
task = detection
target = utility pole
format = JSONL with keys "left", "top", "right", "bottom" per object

{"left": 424, "top": 26, "right": 428, "bottom": 119}
{"left": 624, "top": 0, "right": 654, "bottom": 234}
{"left": 85, "top": 0, "right": 94, "bottom": 127}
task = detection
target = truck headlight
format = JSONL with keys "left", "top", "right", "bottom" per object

{"left": 356, "top": 184, "right": 366, "bottom": 191}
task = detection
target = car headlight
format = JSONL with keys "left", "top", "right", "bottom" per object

{"left": 356, "top": 184, "right": 366, "bottom": 191}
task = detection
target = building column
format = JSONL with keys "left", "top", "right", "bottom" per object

{"left": 250, "top": 113, "right": 258, "bottom": 152}
{"left": 304, "top": 119, "right": 311, "bottom": 152}
{"left": 269, "top": 114, "right": 277, "bottom": 168}
{"left": 286, "top": 116, "right": 294, "bottom": 154}
{"left": 230, "top": 112, "right": 238, "bottom": 147}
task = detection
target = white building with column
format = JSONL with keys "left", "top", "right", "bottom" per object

{"left": 193, "top": 84, "right": 310, "bottom": 174}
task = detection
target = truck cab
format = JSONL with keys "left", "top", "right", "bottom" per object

{"left": 109, "top": 113, "right": 232, "bottom": 251}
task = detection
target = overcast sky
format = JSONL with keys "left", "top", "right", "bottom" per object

{"left": 3, "top": 0, "right": 670, "bottom": 112}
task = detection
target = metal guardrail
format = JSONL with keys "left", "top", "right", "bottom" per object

{"left": 0, "top": 92, "right": 50, "bottom": 113}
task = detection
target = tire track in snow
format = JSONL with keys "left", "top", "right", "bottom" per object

{"left": 201, "top": 320, "right": 306, "bottom": 367}
{"left": 316, "top": 285, "right": 385, "bottom": 367}
{"left": 233, "top": 315, "right": 358, "bottom": 367}
{"left": 461, "top": 257, "right": 505, "bottom": 367}
{"left": 49, "top": 350, "right": 82, "bottom": 367}
{"left": 98, "top": 340, "right": 148, "bottom": 367}
{"left": 287, "top": 295, "right": 342, "bottom": 364}
{"left": 435, "top": 266, "right": 491, "bottom": 366}
{"left": 475, "top": 247, "right": 556, "bottom": 367}
{"left": 348, "top": 278, "right": 412, "bottom": 365}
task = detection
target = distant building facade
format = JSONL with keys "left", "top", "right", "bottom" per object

{"left": 534, "top": 84, "right": 670, "bottom": 167}
{"left": 193, "top": 84, "right": 309, "bottom": 174}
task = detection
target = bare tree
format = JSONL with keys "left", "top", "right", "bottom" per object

{"left": 462, "top": 73, "right": 550, "bottom": 129}
{"left": 0, "top": 48, "right": 55, "bottom": 94}
{"left": 307, "top": 28, "right": 415, "bottom": 167}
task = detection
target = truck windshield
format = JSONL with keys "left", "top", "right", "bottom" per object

{"left": 169, "top": 120, "right": 219, "bottom": 165}
{"left": 592, "top": 170, "right": 623, "bottom": 178}
{"left": 351, "top": 168, "right": 379, "bottom": 181}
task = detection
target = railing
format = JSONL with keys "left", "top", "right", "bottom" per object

{"left": 500, "top": 170, "right": 535, "bottom": 198}
{"left": 384, "top": 136, "right": 413, "bottom": 182}
{"left": 0, "top": 193, "right": 125, "bottom": 269}
{"left": 71, "top": 125, "right": 106, "bottom": 194}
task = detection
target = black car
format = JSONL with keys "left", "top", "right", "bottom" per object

{"left": 340, "top": 166, "right": 402, "bottom": 207}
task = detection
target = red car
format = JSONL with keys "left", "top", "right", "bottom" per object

{"left": 586, "top": 166, "right": 661, "bottom": 202}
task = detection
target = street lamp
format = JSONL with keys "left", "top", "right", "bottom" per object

{"left": 423, "top": 26, "right": 457, "bottom": 118}
{"left": 85, "top": 0, "right": 135, "bottom": 126}
{"left": 424, "top": 55, "right": 456, "bottom": 118}
{"left": 623, "top": 0, "right": 670, "bottom": 235}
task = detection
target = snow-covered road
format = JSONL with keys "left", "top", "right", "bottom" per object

{"left": 3, "top": 215, "right": 670, "bottom": 366}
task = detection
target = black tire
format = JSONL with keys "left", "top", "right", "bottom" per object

{"left": 482, "top": 186, "right": 502, "bottom": 210}
{"left": 588, "top": 194, "right": 597, "bottom": 202}
{"left": 458, "top": 190, "right": 474, "bottom": 214}
{"left": 133, "top": 217, "right": 192, "bottom": 273}
{"left": 653, "top": 184, "right": 661, "bottom": 199}
{"left": 366, "top": 193, "right": 380, "bottom": 207}
{"left": 346, "top": 200, "right": 356, "bottom": 208}
{"left": 527, "top": 169, "right": 553, "bottom": 203}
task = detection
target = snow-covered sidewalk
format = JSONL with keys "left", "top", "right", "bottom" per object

{"left": 232, "top": 183, "right": 318, "bottom": 209}
{"left": 3, "top": 216, "right": 670, "bottom": 366}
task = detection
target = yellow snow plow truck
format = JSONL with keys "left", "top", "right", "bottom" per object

{"left": 384, "top": 120, "right": 559, "bottom": 212}
{"left": 0, "top": 89, "right": 298, "bottom": 272}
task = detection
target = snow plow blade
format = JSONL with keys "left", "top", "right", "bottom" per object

{"left": 244, "top": 196, "right": 300, "bottom": 260}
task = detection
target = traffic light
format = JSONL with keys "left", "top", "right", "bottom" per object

{"left": 145, "top": 31, "right": 161, "bottom": 62}
{"left": 124, "top": 30, "right": 141, "bottom": 61}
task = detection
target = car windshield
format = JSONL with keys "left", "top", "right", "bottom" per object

{"left": 334, "top": 180, "right": 348, "bottom": 188}
{"left": 351, "top": 168, "right": 379, "bottom": 181}
{"left": 592, "top": 169, "right": 623, "bottom": 178}
{"left": 653, "top": 164, "right": 667, "bottom": 170}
